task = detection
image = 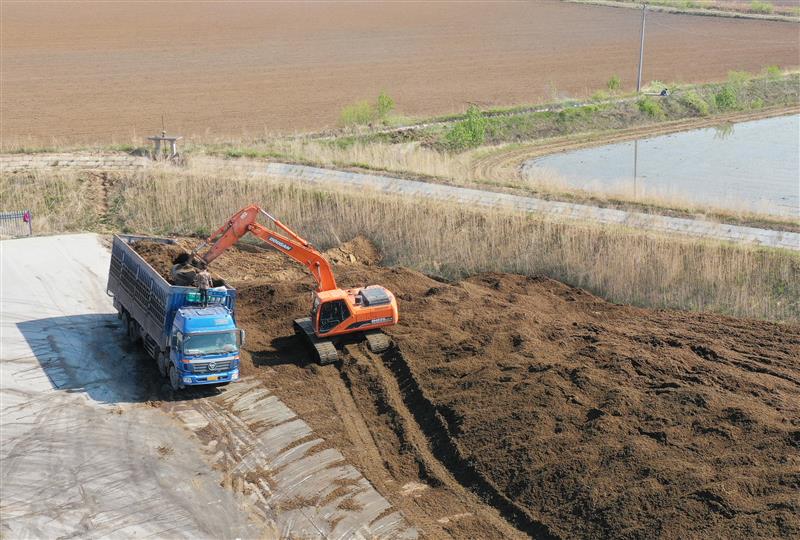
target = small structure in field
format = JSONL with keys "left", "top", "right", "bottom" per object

{"left": 147, "top": 130, "right": 182, "bottom": 161}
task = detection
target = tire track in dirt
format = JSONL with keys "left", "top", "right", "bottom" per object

{"left": 340, "top": 343, "right": 542, "bottom": 539}
{"left": 469, "top": 106, "right": 800, "bottom": 184}
{"left": 319, "top": 364, "right": 395, "bottom": 488}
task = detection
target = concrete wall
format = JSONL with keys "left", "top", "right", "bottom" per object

{"left": 0, "top": 153, "right": 149, "bottom": 172}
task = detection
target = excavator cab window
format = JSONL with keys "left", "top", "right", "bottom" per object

{"left": 318, "top": 300, "right": 350, "bottom": 334}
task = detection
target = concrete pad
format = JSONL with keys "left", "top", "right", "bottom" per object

{"left": 0, "top": 234, "right": 259, "bottom": 538}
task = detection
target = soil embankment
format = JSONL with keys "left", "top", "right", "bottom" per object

{"left": 136, "top": 237, "right": 800, "bottom": 539}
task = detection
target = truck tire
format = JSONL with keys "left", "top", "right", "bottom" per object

{"left": 168, "top": 363, "right": 182, "bottom": 391}
{"left": 157, "top": 351, "right": 168, "bottom": 377}
{"left": 127, "top": 318, "right": 139, "bottom": 345}
{"left": 121, "top": 312, "right": 130, "bottom": 334}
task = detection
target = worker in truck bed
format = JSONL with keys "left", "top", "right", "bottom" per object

{"left": 194, "top": 263, "right": 213, "bottom": 306}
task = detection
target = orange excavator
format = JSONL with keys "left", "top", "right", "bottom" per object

{"left": 194, "top": 204, "right": 398, "bottom": 364}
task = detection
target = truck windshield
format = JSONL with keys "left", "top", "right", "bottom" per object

{"left": 183, "top": 332, "right": 238, "bottom": 356}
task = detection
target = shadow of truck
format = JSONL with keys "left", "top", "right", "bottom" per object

{"left": 17, "top": 313, "right": 222, "bottom": 405}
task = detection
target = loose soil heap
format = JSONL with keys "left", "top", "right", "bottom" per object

{"left": 137, "top": 237, "right": 800, "bottom": 539}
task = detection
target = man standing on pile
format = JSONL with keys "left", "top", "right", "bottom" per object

{"left": 194, "top": 263, "right": 213, "bottom": 307}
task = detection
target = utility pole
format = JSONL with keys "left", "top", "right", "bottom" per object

{"left": 633, "top": 139, "right": 639, "bottom": 199}
{"left": 636, "top": 3, "right": 647, "bottom": 93}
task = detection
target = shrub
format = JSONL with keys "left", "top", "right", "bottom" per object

{"left": 727, "top": 70, "right": 751, "bottom": 86}
{"left": 558, "top": 104, "right": 600, "bottom": 122}
{"left": 591, "top": 90, "right": 610, "bottom": 102}
{"left": 679, "top": 91, "right": 709, "bottom": 116}
{"left": 763, "top": 65, "right": 782, "bottom": 79}
{"left": 340, "top": 100, "right": 375, "bottom": 126}
{"left": 750, "top": 0, "right": 773, "bottom": 14}
{"left": 444, "top": 105, "right": 487, "bottom": 151}
{"left": 638, "top": 96, "right": 666, "bottom": 119}
{"left": 340, "top": 92, "right": 397, "bottom": 127}
{"left": 376, "top": 91, "right": 395, "bottom": 119}
{"left": 607, "top": 75, "right": 621, "bottom": 92}
{"left": 715, "top": 85, "right": 738, "bottom": 111}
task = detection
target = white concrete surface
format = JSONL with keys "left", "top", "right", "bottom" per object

{"left": 0, "top": 234, "right": 416, "bottom": 539}
{"left": 260, "top": 163, "right": 800, "bottom": 251}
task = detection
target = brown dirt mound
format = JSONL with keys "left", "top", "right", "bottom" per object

{"left": 136, "top": 236, "right": 800, "bottom": 539}
{"left": 132, "top": 240, "right": 190, "bottom": 282}
{"left": 132, "top": 239, "right": 227, "bottom": 287}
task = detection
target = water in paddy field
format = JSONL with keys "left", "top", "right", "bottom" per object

{"left": 522, "top": 114, "right": 800, "bottom": 218}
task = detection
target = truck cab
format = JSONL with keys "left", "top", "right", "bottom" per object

{"left": 166, "top": 305, "right": 244, "bottom": 389}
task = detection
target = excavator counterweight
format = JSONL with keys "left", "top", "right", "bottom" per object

{"left": 196, "top": 204, "right": 399, "bottom": 364}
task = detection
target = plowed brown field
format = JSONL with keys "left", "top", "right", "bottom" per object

{"left": 3, "top": 1, "right": 798, "bottom": 145}
{"left": 136, "top": 238, "right": 800, "bottom": 539}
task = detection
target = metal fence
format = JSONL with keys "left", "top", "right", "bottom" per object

{"left": 0, "top": 210, "right": 33, "bottom": 237}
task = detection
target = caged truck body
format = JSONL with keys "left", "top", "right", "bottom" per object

{"left": 106, "top": 234, "right": 244, "bottom": 390}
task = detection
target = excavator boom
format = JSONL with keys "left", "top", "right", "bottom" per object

{"left": 198, "top": 204, "right": 337, "bottom": 291}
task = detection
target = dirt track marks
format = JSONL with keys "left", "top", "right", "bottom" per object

{"left": 320, "top": 364, "right": 393, "bottom": 488}
{"left": 340, "top": 343, "right": 531, "bottom": 539}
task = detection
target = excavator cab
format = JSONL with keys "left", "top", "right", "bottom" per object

{"left": 313, "top": 294, "right": 351, "bottom": 334}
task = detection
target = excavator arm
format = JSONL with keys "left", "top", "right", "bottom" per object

{"left": 197, "top": 204, "right": 338, "bottom": 291}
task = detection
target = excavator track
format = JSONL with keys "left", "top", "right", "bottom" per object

{"left": 294, "top": 317, "right": 338, "bottom": 365}
{"left": 364, "top": 330, "right": 391, "bottom": 353}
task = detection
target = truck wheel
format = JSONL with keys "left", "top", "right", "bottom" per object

{"left": 157, "top": 351, "right": 168, "bottom": 377}
{"left": 168, "top": 363, "right": 182, "bottom": 391}
{"left": 121, "top": 312, "right": 130, "bottom": 334}
{"left": 127, "top": 319, "right": 139, "bottom": 345}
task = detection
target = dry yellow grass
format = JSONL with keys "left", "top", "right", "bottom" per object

{"left": 3, "top": 162, "right": 796, "bottom": 320}
{"left": 103, "top": 163, "right": 798, "bottom": 322}
{"left": 0, "top": 170, "right": 102, "bottom": 233}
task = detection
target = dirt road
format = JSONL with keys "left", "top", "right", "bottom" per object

{"left": 3, "top": 1, "right": 798, "bottom": 145}
{"left": 0, "top": 234, "right": 415, "bottom": 538}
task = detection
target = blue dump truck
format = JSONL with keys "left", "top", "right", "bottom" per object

{"left": 107, "top": 234, "right": 244, "bottom": 391}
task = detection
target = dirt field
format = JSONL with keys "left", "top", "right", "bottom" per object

{"left": 3, "top": 1, "right": 798, "bottom": 146}
{"left": 136, "top": 237, "right": 800, "bottom": 539}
